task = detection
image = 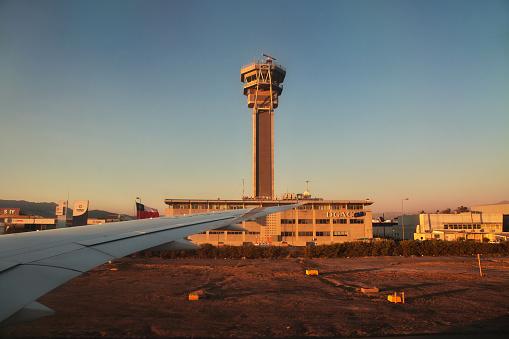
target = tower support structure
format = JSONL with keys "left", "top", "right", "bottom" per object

{"left": 240, "top": 55, "right": 286, "bottom": 199}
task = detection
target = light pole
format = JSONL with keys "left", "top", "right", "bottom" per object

{"left": 402, "top": 198, "right": 409, "bottom": 240}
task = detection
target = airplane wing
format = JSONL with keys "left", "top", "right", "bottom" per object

{"left": 0, "top": 204, "right": 302, "bottom": 327}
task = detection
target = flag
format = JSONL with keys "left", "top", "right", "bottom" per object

{"left": 136, "top": 202, "right": 159, "bottom": 219}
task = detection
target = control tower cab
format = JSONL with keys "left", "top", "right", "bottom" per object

{"left": 240, "top": 55, "right": 286, "bottom": 199}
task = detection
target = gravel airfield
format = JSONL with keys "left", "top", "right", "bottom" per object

{"left": 2, "top": 256, "right": 509, "bottom": 338}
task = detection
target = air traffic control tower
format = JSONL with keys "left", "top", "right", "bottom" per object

{"left": 241, "top": 55, "right": 286, "bottom": 199}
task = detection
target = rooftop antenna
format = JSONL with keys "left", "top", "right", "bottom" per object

{"left": 261, "top": 53, "right": 276, "bottom": 61}
{"left": 298, "top": 180, "right": 317, "bottom": 192}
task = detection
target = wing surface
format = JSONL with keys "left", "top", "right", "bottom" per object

{"left": 0, "top": 204, "right": 301, "bottom": 326}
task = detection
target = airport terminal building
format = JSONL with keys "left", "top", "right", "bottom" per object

{"left": 165, "top": 197, "right": 373, "bottom": 246}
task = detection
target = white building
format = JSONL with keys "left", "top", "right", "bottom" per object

{"left": 389, "top": 203, "right": 509, "bottom": 242}
{"left": 414, "top": 212, "right": 505, "bottom": 242}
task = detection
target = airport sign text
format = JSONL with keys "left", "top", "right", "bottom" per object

{"left": 327, "top": 211, "right": 365, "bottom": 218}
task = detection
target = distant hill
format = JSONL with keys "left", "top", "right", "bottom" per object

{"left": 0, "top": 199, "right": 132, "bottom": 219}
{"left": 0, "top": 200, "right": 58, "bottom": 218}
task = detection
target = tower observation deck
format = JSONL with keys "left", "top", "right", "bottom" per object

{"left": 240, "top": 54, "right": 286, "bottom": 199}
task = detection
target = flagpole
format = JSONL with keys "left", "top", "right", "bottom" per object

{"left": 135, "top": 197, "right": 141, "bottom": 219}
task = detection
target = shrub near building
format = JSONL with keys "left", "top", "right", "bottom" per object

{"left": 134, "top": 240, "right": 509, "bottom": 259}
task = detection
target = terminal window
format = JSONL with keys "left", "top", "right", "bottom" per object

{"left": 333, "top": 231, "right": 348, "bottom": 236}
{"left": 350, "top": 219, "right": 364, "bottom": 224}
{"left": 333, "top": 219, "right": 347, "bottom": 224}
{"left": 444, "top": 224, "right": 481, "bottom": 230}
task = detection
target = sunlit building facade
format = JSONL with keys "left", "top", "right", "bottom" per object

{"left": 165, "top": 198, "right": 373, "bottom": 246}
{"left": 413, "top": 210, "right": 508, "bottom": 242}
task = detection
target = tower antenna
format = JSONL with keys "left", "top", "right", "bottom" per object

{"left": 261, "top": 53, "right": 276, "bottom": 61}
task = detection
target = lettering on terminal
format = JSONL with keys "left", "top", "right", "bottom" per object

{"left": 327, "top": 211, "right": 366, "bottom": 218}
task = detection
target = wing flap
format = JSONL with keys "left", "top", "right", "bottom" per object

{"left": 215, "top": 224, "right": 249, "bottom": 232}
{"left": 90, "top": 231, "right": 182, "bottom": 258}
{"left": 145, "top": 239, "right": 202, "bottom": 252}
{"left": 0, "top": 302, "right": 54, "bottom": 328}
{"left": 0, "top": 261, "right": 18, "bottom": 273}
{"left": 76, "top": 231, "right": 148, "bottom": 246}
{"left": 0, "top": 265, "right": 81, "bottom": 323}
{"left": 32, "top": 246, "right": 116, "bottom": 273}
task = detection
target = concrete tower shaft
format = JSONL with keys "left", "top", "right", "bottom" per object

{"left": 240, "top": 56, "right": 286, "bottom": 199}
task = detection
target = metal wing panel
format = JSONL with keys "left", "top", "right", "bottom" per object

{"left": 0, "top": 212, "right": 240, "bottom": 262}
{"left": 0, "top": 262, "right": 18, "bottom": 273}
{"left": 91, "top": 231, "right": 183, "bottom": 258}
{"left": 0, "top": 265, "right": 81, "bottom": 323}
{"left": 0, "top": 203, "right": 303, "bottom": 326}
{"left": 0, "top": 302, "right": 55, "bottom": 328}
{"left": 76, "top": 231, "right": 149, "bottom": 247}
{"left": 29, "top": 246, "right": 116, "bottom": 273}
{"left": 0, "top": 243, "right": 85, "bottom": 267}
{"left": 0, "top": 209, "right": 249, "bottom": 325}
{"left": 90, "top": 218, "right": 244, "bottom": 258}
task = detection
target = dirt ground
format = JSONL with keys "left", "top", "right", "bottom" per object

{"left": 2, "top": 256, "right": 509, "bottom": 338}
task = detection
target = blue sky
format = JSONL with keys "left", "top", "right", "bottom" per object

{"left": 1, "top": 0, "right": 508, "bottom": 216}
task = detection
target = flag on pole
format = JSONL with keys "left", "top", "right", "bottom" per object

{"left": 136, "top": 202, "right": 159, "bottom": 219}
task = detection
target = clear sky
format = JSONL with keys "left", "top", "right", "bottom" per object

{"left": 1, "top": 0, "right": 508, "bottom": 216}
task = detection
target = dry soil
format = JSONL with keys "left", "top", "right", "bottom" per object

{"left": 2, "top": 256, "right": 509, "bottom": 338}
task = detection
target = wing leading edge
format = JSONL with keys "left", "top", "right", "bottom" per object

{"left": 0, "top": 203, "right": 302, "bottom": 327}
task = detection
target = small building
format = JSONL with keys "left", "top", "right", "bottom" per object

{"left": 414, "top": 212, "right": 506, "bottom": 242}
{"left": 1, "top": 208, "right": 57, "bottom": 233}
{"left": 3, "top": 217, "right": 56, "bottom": 233}
{"left": 372, "top": 221, "right": 397, "bottom": 239}
{"left": 393, "top": 215, "right": 421, "bottom": 240}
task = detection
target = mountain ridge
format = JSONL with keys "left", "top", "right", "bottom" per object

{"left": 0, "top": 199, "right": 130, "bottom": 219}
